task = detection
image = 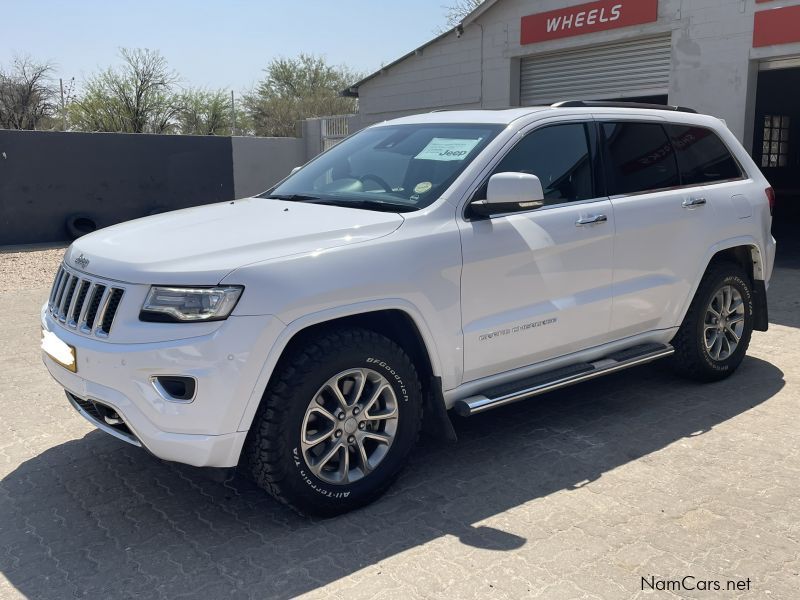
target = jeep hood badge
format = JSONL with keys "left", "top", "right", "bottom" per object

{"left": 74, "top": 254, "right": 90, "bottom": 269}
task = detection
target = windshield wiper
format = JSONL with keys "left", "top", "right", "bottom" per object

{"left": 262, "top": 193, "right": 414, "bottom": 212}
{"left": 262, "top": 193, "right": 321, "bottom": 202}
{"left": 310, "top": 198, "right": 416, "bottom": 213}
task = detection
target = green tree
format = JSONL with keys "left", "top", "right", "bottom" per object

{"left": 177, "top": 89, "right": 231, "bottom": 135}
{"left": 69, "top": 48, "right": 181, "bottom": 133}
{"left": 243, "top": 54, "right": 359, "bottom": 137}
{"left": 0, "top": 56, "right": 58, "bottom": 130}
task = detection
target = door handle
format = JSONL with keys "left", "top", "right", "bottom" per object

{"left": 682, "top": 197, "right": 707, "bottom": 208}
{"left": 575, "top": 214, "right": 608, "bottom": 226}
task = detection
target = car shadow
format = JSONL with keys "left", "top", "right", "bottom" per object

{"left": 0, "top": 357, "right": 784, "bottom": 599}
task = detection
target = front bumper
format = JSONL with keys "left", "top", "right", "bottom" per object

{"left": 42, "top": 306, "right": 285, "bottom": 467}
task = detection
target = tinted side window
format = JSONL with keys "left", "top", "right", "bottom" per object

{"left": 665, "top": 124, "right": 742, "bottom": 185}
{"left": 492, "top": 123, "right": 593, "bottom": 204}
{"left": 602, "top": 122, "right": 679, "bottom": 195}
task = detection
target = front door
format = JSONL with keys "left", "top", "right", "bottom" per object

{"left": 459, "top": 121, "right": 615, "bottom": 383}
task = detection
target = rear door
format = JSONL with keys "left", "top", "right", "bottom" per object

{"left": 602, "top": 120, "right": 721, "bottom": 338}
{"left": 459, "top": 120, "right": 615, "bottom": 382}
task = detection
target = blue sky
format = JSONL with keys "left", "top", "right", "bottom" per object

{"left": 1, "top": 0, "right": 451, "bottom": 93}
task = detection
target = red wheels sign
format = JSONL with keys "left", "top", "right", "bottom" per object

{"left": 521, "top": 0, "right": 659, "bottom": 45}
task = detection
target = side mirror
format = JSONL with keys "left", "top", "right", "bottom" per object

{"left": 290, "top": 166, "right": 302, "bottom": 176}
{"left": 470, "top": 172, "right": 545, "bottom": 217}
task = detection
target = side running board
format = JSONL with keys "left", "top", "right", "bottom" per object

{"left": 454, "top": 343, "right": 674, "bottom": 417}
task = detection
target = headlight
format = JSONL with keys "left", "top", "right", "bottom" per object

{"left": 140, "top": 286, "right": 243, "bottom": 322}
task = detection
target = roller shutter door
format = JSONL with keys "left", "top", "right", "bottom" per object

{"left": 520, "top": 34, "right": 672, "bottom": 106}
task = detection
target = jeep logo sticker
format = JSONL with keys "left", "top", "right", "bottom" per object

{"left": 414, "top": 137, "right": 482, "bottom": 162}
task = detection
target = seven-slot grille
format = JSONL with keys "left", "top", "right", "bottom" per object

{"left": 48, "top": 266, "right": 125, "bottom": 337}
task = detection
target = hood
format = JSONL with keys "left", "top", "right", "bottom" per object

{"left": 64, "top": 198, "right": 404, "bottom": 284}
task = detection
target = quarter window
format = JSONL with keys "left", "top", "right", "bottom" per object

{"left": 602, "top": 122, "right": 679, "bottom": 195}
{"left": 665, "top": 124, "right": 742, "bottom": 185}
{"left": 490, "top": 123, "right": 594, "bottom": 205}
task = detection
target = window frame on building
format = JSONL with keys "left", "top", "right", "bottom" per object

{"left": 760, "top": 114, "right": 791, "bottom": 169}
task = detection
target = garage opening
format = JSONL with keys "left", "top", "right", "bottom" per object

{"left": 519, "top": 35, "right": 671, "bottom": 106}
{"left": 754, "top": 62, "right": 800, "bottom": 243}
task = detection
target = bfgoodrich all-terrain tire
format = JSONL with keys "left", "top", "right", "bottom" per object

{"left": 244, "top": 328, "right": 423, "bottom": 517}
{"left": 670, "top": 261, "right": 754, "bottom": 382}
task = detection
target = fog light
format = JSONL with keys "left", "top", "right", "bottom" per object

{"left": 151, "top": 376, "right": 196, "bottom": 402}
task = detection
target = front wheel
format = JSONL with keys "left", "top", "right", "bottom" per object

{"left": 670, "top": 262, "right": 754, "bottom": 381}
{"left": 244, "top": 328, "right": 423, "bottom": 516}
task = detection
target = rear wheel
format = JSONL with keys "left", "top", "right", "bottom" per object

{"left": 245, "top": 328, "right": 423, "bottom": 516}
{"left": 671, "top": 262, "right": 754, "bottom": 381}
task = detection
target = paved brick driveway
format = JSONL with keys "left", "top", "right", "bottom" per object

{"left": 1, "top": 249, "right": 798, "bottom": 599}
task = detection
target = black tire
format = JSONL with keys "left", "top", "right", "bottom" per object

{"left": 670, "top": 261, "right": 754, "bottom": 381}
{"left": 65, "top": 214, "right": 97, "bottom": 240}
{"left": 244, "top": 328, "right": 423, "bottom": 517}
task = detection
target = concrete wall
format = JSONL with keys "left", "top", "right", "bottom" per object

{"left": 301, "top": 118, "right": 324, "bottom": 166}
{"left": 232, "top": 135, "right": 305, "bottom": 198}
{"left": 354, "top": 0, "right": 800, "bottom": 147}
{"left": 0, "top": 130, "right": 307, "bottom": 245}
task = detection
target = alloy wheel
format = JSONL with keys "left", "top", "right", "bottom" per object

{"left": 300, "top": 368, "right": 399, "bottom": 485}
{"left": 703, "top": 285, "right": 745, "bottom": 361}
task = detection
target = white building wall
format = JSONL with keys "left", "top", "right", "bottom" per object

{"left": 357, "top": 26, "right": 484, "bottom": 125}
{"left": 669, "top": 0, "right": 757, "bottom": 146}
{"left": 355, "top": 0, "right": 800, "bottom": 147}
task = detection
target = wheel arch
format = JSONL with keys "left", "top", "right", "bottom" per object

{"left": 236, "top": 302, "right": 453, "bottom": 439}
{"left": 681, "top": 237, "right": 768, "bottom": 332}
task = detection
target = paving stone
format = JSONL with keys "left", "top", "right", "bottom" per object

{"left": 1, "top": 252, "right": 798, "bottom": 599}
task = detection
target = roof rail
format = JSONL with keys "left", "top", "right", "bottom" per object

{"left": 551, "top": 100, "right": 698, "bottom": 114}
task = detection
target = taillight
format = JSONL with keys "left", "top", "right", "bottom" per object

{"left": 765, "top": 187, "right": 775, "bottom": 215}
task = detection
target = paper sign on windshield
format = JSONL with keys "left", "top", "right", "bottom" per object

{"left": 415, "top": 138, "right": 481, "bottom": 161}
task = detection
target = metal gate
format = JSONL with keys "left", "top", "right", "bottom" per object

{"left": 321, "top": 115, "right": 352, "bottom": 151}
{"left": 520, "top": 34, "right": 672, "bottom": 106}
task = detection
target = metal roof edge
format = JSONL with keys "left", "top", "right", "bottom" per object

{"left": 340, "top": 1, "right": 506, "bottom": 98}
{"left": 460, "top": 0, "right": 502, "bottom": 27}
{"left": 340, "top": 27, "right": 460, "bottom": 97}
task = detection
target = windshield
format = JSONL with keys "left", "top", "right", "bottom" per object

{"left": 261, "top": 123, "right": 503, "bottom": 212}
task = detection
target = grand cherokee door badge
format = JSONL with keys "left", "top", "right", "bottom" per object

{"left": 479, "top": 318, "right": 558, "bottom": 342}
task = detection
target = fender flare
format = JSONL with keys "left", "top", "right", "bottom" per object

{"left": 236, "top": 298, "right": 448, "bottom": 433}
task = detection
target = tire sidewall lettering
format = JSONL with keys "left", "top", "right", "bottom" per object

{"left": 366, "top": 357, "right": 409, "bottom": 402}
{"left": 292, "top": 447, "right": 351, "bottom": 499}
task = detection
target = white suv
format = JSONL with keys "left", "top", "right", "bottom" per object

{"left": 41, "top": 102, "right": 776, "bottom": 516}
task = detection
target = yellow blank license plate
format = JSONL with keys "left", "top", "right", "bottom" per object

{"left": 41, "top": 329, "right": 77, "bottom": 372}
